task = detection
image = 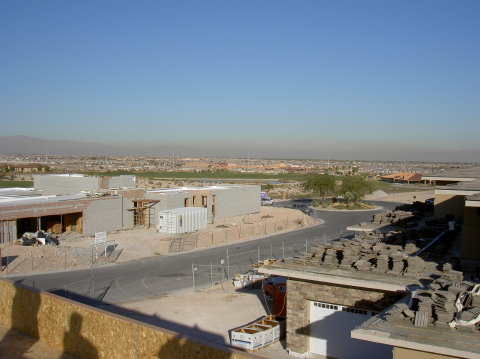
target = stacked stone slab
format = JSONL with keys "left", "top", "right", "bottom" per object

{"left": 374, "top": 254, "right": 390, "bottom": 273}
{"left": 404, "top": 256, "right": 425, "bottom": 277}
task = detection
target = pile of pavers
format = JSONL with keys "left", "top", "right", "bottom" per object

{"left": 292, "top": 227, "right": 457, "bottom": 279}
{"left": 384, "top": 279, "right": 480, "bottom": 331}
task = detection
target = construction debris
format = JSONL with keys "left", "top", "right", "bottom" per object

{"left": 14, "top": 230, "right": 59, "bottom": 246}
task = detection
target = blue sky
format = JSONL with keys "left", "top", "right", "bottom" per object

{"left": 1, "top": 1, "right": 479, "bottom": 160}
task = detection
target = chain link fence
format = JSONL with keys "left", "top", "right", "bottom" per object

{"left": 0, "top": 240, "right": 119, "bottom": 275}
{"left": 191, "top": 230, "right": 354, "bottom": 292}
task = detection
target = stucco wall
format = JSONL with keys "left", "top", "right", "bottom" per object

{"left": 461, "top": 206, "right": 480, "bottom": 260}
{"left": 83, "top": 197, "right": 133, "bottom": 235}
{"left": 0, "top": 279, "right": 262, "bottom": 359}
{"left": 434, "top": 194, "right": 466, "bottom": 219}
{"left": 34, "top": 175, "right": 100, "bottom": 195}
{"left": 286, "top": 278, "right": 406, "bottom": 355}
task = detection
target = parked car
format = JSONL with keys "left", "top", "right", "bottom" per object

{"left": 261, "top": 197, "right": 274, "bottom": 206}
{"left": 292, "top": 203, "right": 313, "bottom": 216}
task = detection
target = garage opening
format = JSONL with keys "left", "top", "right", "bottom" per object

{"left": 309, "top": 301, "right": 391, "bottom": 359}
{"left": 16, "top": 212, "right": 83, "bottom": 238}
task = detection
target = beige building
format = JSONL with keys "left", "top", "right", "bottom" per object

{"left": 422, "top": 167, "right": 480, "bottom": 260}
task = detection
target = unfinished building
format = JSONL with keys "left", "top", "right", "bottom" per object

{"left": 33, "top": 174, "right": 136, "bottom": 195}
{"left": 133, "top": 184, "right": 261, "bottom": 228}
{"left": 0, "top": 194, "right": 133, "bottom": 243}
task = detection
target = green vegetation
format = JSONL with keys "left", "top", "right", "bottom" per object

{"left": 0, "top": 180, "right": 33, "bottom": 188}
{"left": 338, "top": 175, "right": 374, "bottom": 205}
{"left": 303, "top": 174, "right": 336, "bottom": 199}
{"left": 303, "top": 174, "right": 375, "bottom": 205}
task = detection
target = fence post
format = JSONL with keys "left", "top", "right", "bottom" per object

{"left": 192, "top": 263, "right": 195, "bottom": 292}
{"left": 226, "top": 249, "right": 230, "bottom": 280}
{"left": 210, "top": 262, "right": 213, "bottom": 286}
{"left": 6, "top": 255, "right": 9, "bottom": 275}
{"left": 282, "top": 242, "right": 285, "bottom": 260}
{"left": 90, "top": 266, "right": 95, "bottom": 297}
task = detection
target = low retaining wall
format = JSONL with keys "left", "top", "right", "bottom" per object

{"left": 0, "top": 279, "right": 264, "bottom": 359}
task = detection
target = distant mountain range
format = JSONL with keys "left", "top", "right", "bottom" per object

{"left": 0, "top": 135, "right": 171, "bottom": 157}
{"left": 1, "top": 135, "right": 480, "bottom": 162}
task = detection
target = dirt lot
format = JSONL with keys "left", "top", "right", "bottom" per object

{"left": 117, "top": 282, "right": 294, "bottom": 359}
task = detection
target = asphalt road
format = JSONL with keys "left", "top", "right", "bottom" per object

{"left": 8, "top": 200, "right": 400, "bottom": 305}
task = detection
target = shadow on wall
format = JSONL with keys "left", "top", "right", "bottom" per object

{"left": 0, "top": 280, "right": 254, "bottom": 359}
{"left": 4, "top": 279, "right": 40, "bottom": 355}
{"left": 63, "top": 312, "right": 98, "bottom": 359}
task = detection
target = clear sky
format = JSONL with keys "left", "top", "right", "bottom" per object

{"left": 1, "top": 1, "right": 479, "bottom": 161}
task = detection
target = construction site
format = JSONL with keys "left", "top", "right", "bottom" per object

{"left": 0, "top": 168, "right": 479, "bottom": 359}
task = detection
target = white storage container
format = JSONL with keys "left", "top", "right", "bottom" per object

{"left": 157, "top": 207, "right": 207, "bottom": 235}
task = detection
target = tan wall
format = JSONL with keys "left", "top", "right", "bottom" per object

{"left": 0, "top": 279, "right": 262, "bottom": 359}
{"left": 434, "top": 194, "right": 465, "bottom": 219}
{"left": 461, "top": 207, "right": 480, "bottom": 260}
{"left": 394, "top": 346, "right": 461, "bottom": 359}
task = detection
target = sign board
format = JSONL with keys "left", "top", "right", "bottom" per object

{"left": 95, "top": 231, "right": 107, "bottom": 245}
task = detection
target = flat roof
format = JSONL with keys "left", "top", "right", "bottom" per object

{"left": 0, "top": 193, "right": 88, "bottom": 207}
{"left": 147, "top": 184, "right": 248, "bottom": 194}
{"left": 466, "top": 194, "right": 480, "bottom": 208}
{"left": 422, "top": 166, "right": 480, "bottom": 182}
{"left": 351, "top": 281, "right": 480, "bottom": 358}
{"left": 435, "top": 180, "right": 480, "bottom": 195}
{"left": 0, "top": 187, "right": 39, "bottom": 197}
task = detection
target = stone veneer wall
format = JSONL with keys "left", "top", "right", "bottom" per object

{"left": 286, "top": 278, "right": 406, "bottom": 355}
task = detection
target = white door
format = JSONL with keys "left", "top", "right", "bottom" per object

{"left": 309, "top": 301, "right": 391, "bottom": 359}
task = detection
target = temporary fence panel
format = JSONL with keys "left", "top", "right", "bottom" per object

{"left": 157, "top": 207, "right": 207, "bottom": 235}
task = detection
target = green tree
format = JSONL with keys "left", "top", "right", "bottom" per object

{"left": 303, "top": 174, "right": 336, "bottom": 199}
{"left": 339, "top": 175, "right": 373, "bottom": 205}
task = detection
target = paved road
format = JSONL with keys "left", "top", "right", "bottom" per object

{"left": 9, "top": 201, "right": 399, "bottom": 305}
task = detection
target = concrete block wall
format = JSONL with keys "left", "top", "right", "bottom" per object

{"left": 286, "top": 278, "right": 406, "bottom": 355}
{"left": 461, "top": 206, "right": 480, "bottom": 260}
{"left": 108, "top": 175, "right": 136, "bottom": 189}
{"left": 0, "top": 279, "right": 263, "bottom": 359}
{"left": 213, "top": 185, "right": 260, "bottom": 219}
{"left": 146, "top": 192, "right": 190, "bottom": 228}
{"left": 83, "top": 197, "right": 133, "bottom": 235}
{"left": 34, "top": 175, "right": 101, "bottom": 195}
